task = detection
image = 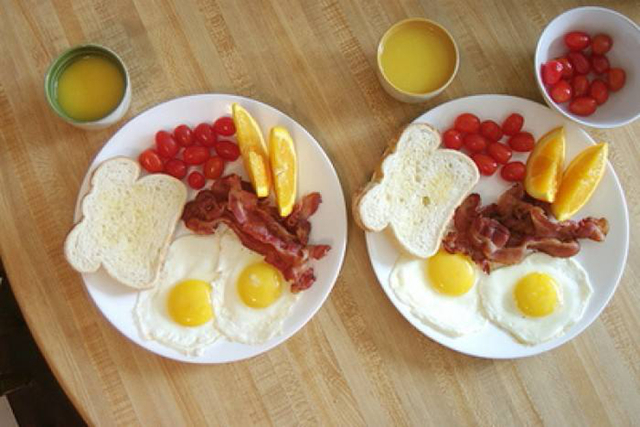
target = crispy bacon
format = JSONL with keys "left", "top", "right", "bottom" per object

{"left": 443, "top": 183, "right": 608, "bottom": 272}
{"left": 181, "top": 174, "right": 330, "bottom": 292}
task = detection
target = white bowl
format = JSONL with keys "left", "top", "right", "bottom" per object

{"left": 535, "top": 6, "right": 640, "bottom": 128}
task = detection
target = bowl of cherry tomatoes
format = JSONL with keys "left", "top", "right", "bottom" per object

{"left": 535, "top": 6, "right": 640, "bottom": 128}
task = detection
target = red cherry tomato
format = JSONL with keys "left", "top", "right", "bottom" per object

{"left": 487, "top": 142, "right": 513, "bottom": 164}
{"left": 567, "top": 52, "right": 590, "bottom": 74}
{"left": 591, "top": 55, "right": 610, "bottom": 74}
{"left": 463, "top": 133, "right": 487, "bottom": 153}
{"left": 606, "top": 68, "right": 626, "bottom": 92}
{"left": 183, "top": 146, "right": 210, "bottom": 165}
{"left": 589, "top": 79, "right": 609, "bottom": 105}
{"left": 203, "top": 156, "right": 225, "bottom": 180}
{"left": 443, "top": 129, "right": 464, "bottom": 150}
{"left": 480, "top": 120, "right": 503, "bottom": 141}
{"left": 164, "top": 158, "right": 187, "bottom": 179}
{"left": 501, "top": 161, "right": 526, "bottom": 182}
{"left": 138, "top": 149, "right": 164, "bottom": 173}
{"left": 541, "top": 60, "right": 563, "bottom": 85}
{"left": 501, "top": 113, "right": 524, "bottom": 136}
{"left": 214, "top": 140, "right": 241, "bottom": 161}
{"left": 572, "top": 74, "right": 590, "bottom": 97}
{"left": 194, "top": 123, "right": 217, "bottom": 147}
{"left": 187, "top": 171, "right": 206, "bottom": 190}
{"left": 155, "top": 131, "right": 179, "bottom": 158}
{"left": 454, "top": 113, "right": 480, "bottom": 134}
{"left": 569, "top": 97, "right": 597, "bottom": 116}
{"left": 471, "top": 153, "right": 498, "bottom": 176}
{"left": 591, "top": 34, "right": 612, "bottom": 55}
{"left": 564, "top": 31, "right": 590, "bottom": 51}
{"left": 556, "top": 57, "right": 574, "bottom": 79}
{"left": 549, "top": 80, "right": 573, "bottom": 103}
{"left": 213, "top": 117, "right": 236, "bottom": 136}
{"left": 508, "top": 132, "right": 535, "bottom": 152}
{"left": 174, "top": 125, "right": 195, "bottom": 147}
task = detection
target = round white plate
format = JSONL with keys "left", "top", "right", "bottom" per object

{"left": 365, "top": 94, "right": 629, "bottom": 359}
{"left": 74, "top": 94, "right": 348, "bottom": 363}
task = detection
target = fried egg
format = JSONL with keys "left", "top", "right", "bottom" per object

{"left": 211, "top": 231, "right": 299, "bottom": 344}
{"left": 389, "top": 250, "right": 487, "bottom": 337}
{"left": 480, "top": 253, "right": 592, "bottom": 345}
{"left": 134, "top": 233, "right": 222, "bottom": 356}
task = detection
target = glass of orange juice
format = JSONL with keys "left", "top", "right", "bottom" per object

{"left": 377, "top": 18, "right": 459, "bottom": 103}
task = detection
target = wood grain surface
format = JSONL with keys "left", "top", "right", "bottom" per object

{"left": 1, "top": 0, "right": 639, "bottom": 425}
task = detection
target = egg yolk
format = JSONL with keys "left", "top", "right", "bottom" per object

{"left": 513, "top": 273, "right": 558, "bottom": 317}
{"left": 237, "top": 262, "right": 284, "bottom": 308}
{"left": 426, "top": 251, "right": 475, "bottom": 296}
{"left": 167, "top": 279, "right": 213, "bottom": 326}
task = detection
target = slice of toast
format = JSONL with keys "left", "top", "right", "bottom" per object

{"left": 64, "top": 157, "right": 187, "bottom": 289}
{"left": 353, "top": 123, "right": 479, "bottom": 258}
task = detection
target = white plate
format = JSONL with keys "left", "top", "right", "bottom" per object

{"left": 74, "top": 94, "right": 348, "bottom": 363}
{"left": 365, "top": 94, "right": 629, "bottom": 359}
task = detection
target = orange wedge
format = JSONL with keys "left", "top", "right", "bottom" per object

{"left": 551, "top": 142, "right": 608, "bottom": 221}
{"left": 524, "top": 127, "right": 565, "bottom": 202}
{"left": 232, "top": 103, "right": 271, "bottom": 197}
{"left": 269, "top": 126, "right": 297, "bottom": 217}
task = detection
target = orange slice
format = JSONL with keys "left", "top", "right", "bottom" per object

{"left": 524, "top": 127, "right": 565, "bottom": 202}
{"left": 551, "top": 142, "right": 608, "bottom": 221}
{"left": 232, "top": 103, "right": 271, "bottom": 197}
{"left": 269, "top": 126, "right": 297, "bottom": 217}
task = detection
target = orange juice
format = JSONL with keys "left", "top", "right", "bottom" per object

{"left": 380, "top": 20, "right": 457, "bottom": 94}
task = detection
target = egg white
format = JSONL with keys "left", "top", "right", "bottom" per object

{"left": 389, "top": 254, "right": 487, "bottom": 337}
{"left": 480, "top": 253, "right": 592, "bottom": 345}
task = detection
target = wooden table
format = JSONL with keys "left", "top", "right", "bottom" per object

{"left": 1, "top": 1, "right": 639, "bottom": 425}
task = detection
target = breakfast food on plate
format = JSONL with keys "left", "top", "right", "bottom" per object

{"left": 389, "top": 251, "right": 486, "bottom": 337}
{"left": 134, "top": 234, "right": 222, "bottom": 355}
{"left": 352, "top": 123, "right": 479, "bottom": 258}
{"left": 269, "top": 126, "right": 298, "bottom": 217}
{"left": 232, "top": 103, "right": 272, "bottom": 197}
{"left": 524, "top": 127, "right": 565, "bottom": 202}
{"left": 443, "top": 184, "right": 608, "bottom": 272}
{"left": 64, "top": 157, "right": 187, "bottom": 289}
{"left": 211, "top": 230, "right": 299, "bottom": 344}
{"left": 480, "top": 252, "right": 592, "bottom": 344}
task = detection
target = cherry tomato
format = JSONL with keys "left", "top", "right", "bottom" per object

{"left": 194, "top": 123, "right": 217, "bottom": 147}
{"left": 214, "top": 140, "right": 241, "bottom": 161}
{"left": 203, "top": 156, "right": 225, "bottom": 180}
{"left": 541, "top": 60, "right": 563, "bottom": 85}
{"left": 443, "top": 129, "right": 464, "bottom": 150}
{"left": 572, "top": 74, "right": 590, "bottom": 97}
{"left": 556, "top": 57, "right": 574, "bottom": 79}
{"left": 138, "top": 149, "right": 164, "bottom": 173}
{"left": 591, "top": 33, "right": 612, "bottom": 55}
{"left": 549, "top": 80, "right": 573, "bottom": 103}
{"left": 589, "top": 79, "right": 609, "bottom": 105}
{"left": 480, "top": 120, "right": 503, "bottom": 141}
{"left": 591, "top": 54, "right": 610, "bottom": 74}
{"left": 164, "top": 158, "right": 187, "bottom": 179}
{"left": 463, "top": 133, "right": 487, "bottom": 153}
{"left": 501, "top": 161, "right": 526, "bottom": 182}
{"left": 213, "top": 117, "right": 236, "bottom": 136}
{"left": 471, "top": 153, "right": 498, "bottom": 176}
{"left": 487, "top": 142, "right": 512, "bottom": 164}
{"left": 454, "top": 113, "right": 480, "bottom": 134}
{"left": 183, "top": 146, "right": 210, "bottom": 165}
{"left": 174, "top": 125, "right": 195, "bottom": 147}
{"left": 501, "top": 113, "right": 524, "bottom": 136}
{"left": 569, "top": 97, "right": 597, "bottom": 116}
{"left": 155, "top": 131, "right": 179, "bottom": 158}
{"left": 567, "top": 52, "right": 590, "bottom": 74}
{"left": 188, "top": 171, "right": 206, "bottom": 190}
{"left": 508, "top": 132, "right": 535, "bottom": 152}
{"left": 564, "top": 31, "right": 590, "bottom": 51}
{"left": 606, "top": 68, "right": 626, "bottom": 92}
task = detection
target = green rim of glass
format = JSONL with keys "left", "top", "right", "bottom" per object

{"left": 44, "top": 44, "right": 128, "bottom": 123}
